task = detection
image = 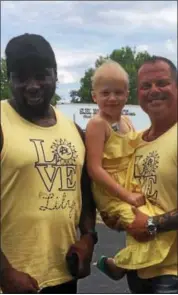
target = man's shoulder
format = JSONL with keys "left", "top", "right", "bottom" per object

{"left": 1, "top": 99, "right": 9, "bottom": 106}
{"left": 54, "top": 107, "right": 85, "bottom": 142}
{"left": 74, "top": 123, "right": 85, "bottom": 142}
{"left": 54, "top": 107, "right": 74, "bottom": 124}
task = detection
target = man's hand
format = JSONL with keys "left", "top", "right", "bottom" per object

{"left": 66, "top": 234, "right": 95, "bottom": 279}
{"left": 0, "top": 267, "right": 39, "bottom": 293}
{"left": 126, "top": 207, "right": 155, "bottom": 242}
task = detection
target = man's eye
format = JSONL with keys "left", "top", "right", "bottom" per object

{"left": 141, "top": 84, "right": 151, "bottom": 90}
{"left": 156, "top": 81, "right": 170, "bottom": 87}
{"left": 35, "top": 73, "right": 45, "bottom": 80}
{"left": 11, "top": 74, "right": 28, "bottom": 83}
{"left": 17, "top": 76, "right": 27, "bottom": 83}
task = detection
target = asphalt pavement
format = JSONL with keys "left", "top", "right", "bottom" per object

{"left": 78, "top": 224, "right": 130, "bottom": 294}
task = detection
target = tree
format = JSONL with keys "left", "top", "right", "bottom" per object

{"left": 70, "top": 68, "right": 95, "bottom": 103}
{"left": 70, "top": 90, "right": 80, "bottom": 103}
{"left": 0, "top": 57, "right": 61, "bottom": 106}
{"left": 70, "top": 47, "right": 151, "bottom": 104}
{"left": 95, "top": 55, "right": 109, "bottom": 68}
{"left": 1, "top": 58, "right": 11, "bottom": 99}
{"left": 51, "top": 92, "right": 62, "bottom": 106}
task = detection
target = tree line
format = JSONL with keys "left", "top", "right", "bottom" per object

{"left": 1, "top": 46, "right": 151, "bottom": 105}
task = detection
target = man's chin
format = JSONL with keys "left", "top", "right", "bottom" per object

{"left": 26, "top": 97, "right": 43, "bottom": 107}
{"left": 24, "top": 99, "right": 49, "bottom": 117}
{"left": 24, "top": 94, "right": 46, "bottom": 107}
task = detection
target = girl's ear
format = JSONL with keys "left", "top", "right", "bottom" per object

{"left": 125, "top": 90, "right": 129, "bottom": 102}
{"left": 91, "top": 90, "right": 97, "bottom": 103}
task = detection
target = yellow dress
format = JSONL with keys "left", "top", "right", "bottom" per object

{"left": 92, "top": 116, "right": 176, "bottom": 269}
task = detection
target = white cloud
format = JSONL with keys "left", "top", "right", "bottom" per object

{"left": 136, "top": 45, "right": 149, "bottom": 52}
{"left": 55, "top": 49, "right": 103, "bottom": 68}
{"left": 57, "top": 70, "right": 77, "bottom": 84}
{"left": 54, "top": 49, "right": 104, "bottom": 84}
{"left": 66, "top": 16, "right": 84, "bottom": 25}
{"left": 165, "top": 39, "right": 177, "bottom": 54}
{"left": 99, "top": 5, "right": 176, "bottom": 30}
{"left": 136, "top": 39, "right": 177, "bottom": 63}
{"left": 1, "top": 1, "right": 177, "bottom": 100}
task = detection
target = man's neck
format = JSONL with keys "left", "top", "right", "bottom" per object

{"left": 9, "top": 99, "right": 56, "bottom": 127}
{"left": 146, "top": 116, "right": 177, "bottom": 141}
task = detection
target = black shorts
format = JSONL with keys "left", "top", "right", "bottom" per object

{"left": 127, "top": 270, "right": 178, "bottom": 294}
{"left": 40, "top": 280, "right": 77, "bottom": 294}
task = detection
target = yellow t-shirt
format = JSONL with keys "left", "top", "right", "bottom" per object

{"left": 133, "top": 123, "right": 178, "bottom": 279}
{"left": 92, "top": 117, "right": 176, "bottom": 270}
{"left": 1, "top": 100, "right": 85, "bottom": 289}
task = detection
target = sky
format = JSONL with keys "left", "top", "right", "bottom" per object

{"left": 1, "top": 1, "right": 177, "bottom": 101}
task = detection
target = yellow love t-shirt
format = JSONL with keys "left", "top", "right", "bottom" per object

{"left": 133, "top": 123, "right": 177, "bottom": 279}
{"left": 1, "top": 100, "right": 85, "bottom": 289}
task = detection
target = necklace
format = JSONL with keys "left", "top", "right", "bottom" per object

{"left": 111, "top": 122, "right": 120, "bottom": 132}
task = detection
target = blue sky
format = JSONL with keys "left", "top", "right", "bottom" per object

{"left": 1, "top": 1, "right": 177, "bottom": 101}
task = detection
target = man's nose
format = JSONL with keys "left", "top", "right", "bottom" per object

{"left": 26, "top": 79, "right": 40, "bottom": 91}
{"left": 149, "top": 83, "right": 160, "bottom": 95}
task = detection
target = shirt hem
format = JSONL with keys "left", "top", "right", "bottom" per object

{"left": 38, "top": 275, "right": 74, "bottom": 290}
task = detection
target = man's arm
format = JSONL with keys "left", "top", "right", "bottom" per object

{"left": 0, "top": 249, "right": 12, "bottom": 274}
{"left": 79, "top": 158, "right": 96, "bottom": 236}
{"left": 125, "top": 207, "right": 178, "bottom": 242}
{"left": 153, "top": 209, "right": 178, "bottom": 233}
{"left": 75, "top": 123, "right": 96, "bottom": 236}
{"left": 66, "top": 124, "right": 97, "bottom": 279}
{"left": 0, "top": 249, "right": 39, "bottom": 293}
{"left": 0, "top": 125, "right": 3, "bottom": 152}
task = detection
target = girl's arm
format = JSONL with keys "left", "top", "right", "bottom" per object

{"left": 85, "top": 117, "right": 143, "bottom": 206}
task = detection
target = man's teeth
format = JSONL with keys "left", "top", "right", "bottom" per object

{"left": 149, "top": 97, "right": 165, "bottom": 101}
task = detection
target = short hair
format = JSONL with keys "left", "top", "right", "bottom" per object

{"left": 91, "top": 59, "right": 129, "bottom": 90}
{"left": 138, "top": 55, "right": 177, "bottom": 83}
{"left": 5, "top": 33, "right": 57, "bottom": 79}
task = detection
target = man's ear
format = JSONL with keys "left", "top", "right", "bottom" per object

{"left": 91, "top": 90, "right": 97, "bottom": 103}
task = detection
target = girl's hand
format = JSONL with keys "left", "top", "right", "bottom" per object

{"left": 126, "top": 193, "right": 145, "bottom": 207}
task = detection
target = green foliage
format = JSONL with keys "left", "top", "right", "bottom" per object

{"left": 0, "top": 57, "right": 61, "bottom": 106}
{"left": 1, "top": 58, "right": 11, "bottom": 99}
{"left": 70, "top": 46, "right": 151, "bottom": 104}
{"left": 70, "top": 90, "right": 80, "bottom": 103}
{"left": 50, "top": 92, "right": 62, "bottom": 106}
{"left": 70, "top": 68, "right": 94, "bottom": 103}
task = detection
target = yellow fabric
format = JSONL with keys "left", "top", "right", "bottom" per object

{"left": 1, "top": 100, "right": 85, "bottom": 289}
{"left": 92, "top": 117, "right": 176, "bottom": 270}
{"left": 134, "top": 123, "right": 177, "bottom": 278}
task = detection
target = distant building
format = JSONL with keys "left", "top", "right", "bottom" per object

{"left": 57, "top": 103, "right": 150, "bottom": 131}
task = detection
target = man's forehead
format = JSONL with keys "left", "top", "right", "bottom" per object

{"left": 11, "top": 54, "right": 54, "bottom": 72}
{"left": 12, "top": 65, "right": 54, "bottom": 74}
{"left": 138, "top": 61, "right": 171, "bottom": 77}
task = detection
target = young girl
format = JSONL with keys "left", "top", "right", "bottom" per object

{"left": 85, "top": 60, "right": 175, "bottom": 279}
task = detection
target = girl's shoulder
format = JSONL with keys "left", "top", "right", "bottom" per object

{"left": 86, "top": 114, "right": 108, "bottom": 129}
{"left": 86, "top": 114, "right": 111, "bottom": 140}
